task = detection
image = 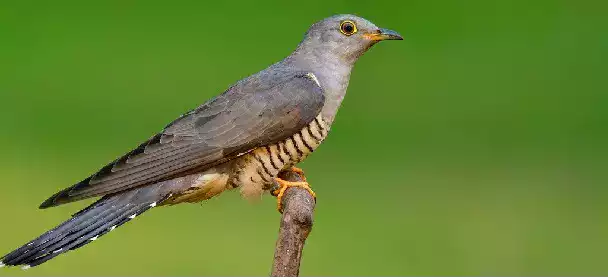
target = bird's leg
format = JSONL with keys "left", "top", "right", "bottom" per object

{"left": 270, "top": 168, "right": 315, "bottom": 213}
{"left": 289, "top": 166, "right": 306, "bottom": 181}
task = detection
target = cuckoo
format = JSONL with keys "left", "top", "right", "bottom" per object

{"left": 0, "top": 14, "right": 402, "bottom": 269}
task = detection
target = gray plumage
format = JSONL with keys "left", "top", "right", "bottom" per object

{"left": 1, "top": 14, "right": 402, "bottom": 268}
{"left": 40, "top": 72, "right": 324, "bottom": 207}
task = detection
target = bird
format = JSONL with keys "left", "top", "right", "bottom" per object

{"left": 0, "top": 14, "right": 402, "bottom": 269}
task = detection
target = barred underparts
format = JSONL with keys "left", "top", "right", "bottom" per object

{"left": 234, "top": 114, "right": 329, "bottom": 199}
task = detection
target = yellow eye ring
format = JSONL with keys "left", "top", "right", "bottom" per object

{"left": 339, "top": 20, "right": 357, "bottom": 36}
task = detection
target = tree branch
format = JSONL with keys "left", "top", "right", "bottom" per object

{"left": 270, "top": 170, "right": 316, "bottom": 277}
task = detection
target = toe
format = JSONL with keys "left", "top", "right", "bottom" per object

{"left": 290, "top": 167, "right": 305, "bottom": 175}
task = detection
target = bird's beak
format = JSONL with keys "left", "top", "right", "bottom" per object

{"left": 364, "top": 28, "right": 403, "bottom": 41}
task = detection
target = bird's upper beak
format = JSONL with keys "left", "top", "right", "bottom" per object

{"left": 364, "top": 28, "right": 403, "bottom": 41}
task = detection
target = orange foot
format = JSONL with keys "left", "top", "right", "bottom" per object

{"left": 271, "top": 178, "right": 316, "bottom": 213}
{"left": 289, "top": 167, "right": 306, "bottom": 181}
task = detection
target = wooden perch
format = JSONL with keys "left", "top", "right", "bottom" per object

{"left": 270, "top": 170, "right": 316, "bottom": 277}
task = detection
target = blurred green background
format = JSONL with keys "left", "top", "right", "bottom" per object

{"left": 1, "top": 0, "right": 607, "bottom": 275}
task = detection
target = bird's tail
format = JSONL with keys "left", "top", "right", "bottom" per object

{"left": 0, "top": 184, "right": 172, "bottom": 269}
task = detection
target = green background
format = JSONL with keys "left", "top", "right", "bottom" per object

{"left": 1, "top": 0, "right": 606, "bottom": 275}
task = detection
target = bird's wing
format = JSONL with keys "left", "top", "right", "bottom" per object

{"left": 40, "top": 73, "right": 325, "bottom": 208}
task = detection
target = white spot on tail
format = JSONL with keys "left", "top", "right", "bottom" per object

{"left": 128, "top": 214, "right": 137, "bottom": 219}
{"left": 52, "top": 248, "right": 63, "bottom": 254}
{"left": 90, "top": 236, "right": 98, "bottom": 241}
{"left": 150, "top": 202, "right": 157, "bottom": 207}
{"left": 21, "top": 265, "right": 31, "bottom": 270}
{"left": 0, "top": 261, "right": 5, "bottom": 268}
{"left": 110, "top": 225, "right": 116, "bottom": 231}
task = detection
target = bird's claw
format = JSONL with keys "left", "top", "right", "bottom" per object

{"left": 289, "top": 167, "right": 306, "bottom": 181}
{"left": 271, "top": 178, "right": 316, "bottom": 213}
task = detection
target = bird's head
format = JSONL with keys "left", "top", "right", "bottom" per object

{"left": 296, "top": 14, "right": 403, "bottom": 65}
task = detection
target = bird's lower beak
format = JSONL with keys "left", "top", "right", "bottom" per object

{"left": 364, "top": 28, "right": 403, "bottom": 41}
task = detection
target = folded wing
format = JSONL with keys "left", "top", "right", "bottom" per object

{"left": 40, "top": 73, "right": 325, "bottom": 208}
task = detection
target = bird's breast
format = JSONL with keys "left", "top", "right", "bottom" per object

{"left": 232, "top": 114, "right": 330, "bottom": 199}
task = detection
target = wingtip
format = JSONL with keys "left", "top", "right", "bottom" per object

{"left": 39, "top": 199, "right": 59, "bottom": 209}
{"left": 39, "top": 179, "right": 93, "bottom": 209}
{"left": 39, "top": 193, "right": 61, "bottom": 209}
{"left": 39, "top": 190, "right": 70, "bottom": 209}
{"left": 39, "top": 200, "right": 54, "bottom": 209}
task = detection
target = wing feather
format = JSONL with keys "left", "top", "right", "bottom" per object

{"left": 40, "top": 73, "right": 324, "bottom": 208}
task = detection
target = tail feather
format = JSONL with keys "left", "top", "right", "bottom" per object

{"left": 25, "top": 203, "right": 154, "bottom": 268}
{"left": 18, "top": 203, "right": 142, "bottom": 266}
{"left": 5, "top": 198, "right": 124, "bottom": 264}
{"left": 1, "top": 185, "right": 171, "bottom": 268}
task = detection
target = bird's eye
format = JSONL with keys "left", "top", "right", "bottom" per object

{"left": 339, "top": 20, "right": 357, "bottom": 36}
